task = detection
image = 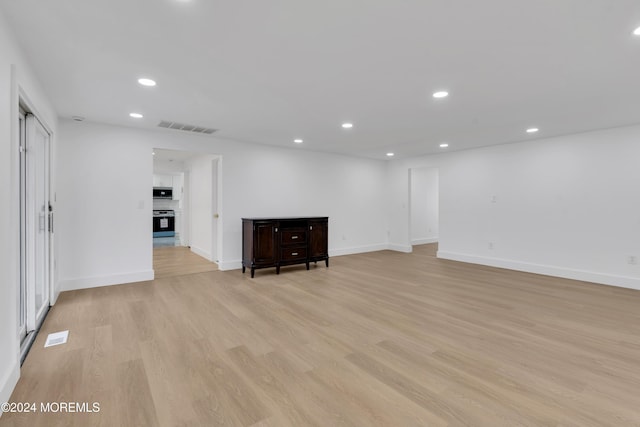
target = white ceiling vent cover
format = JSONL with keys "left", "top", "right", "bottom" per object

{"left": 158, "top": 120, "right": 217, "bottom": 135}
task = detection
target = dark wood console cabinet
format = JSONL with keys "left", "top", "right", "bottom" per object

{"left": 242, "top": 217, "right": 329, "bottom": 278}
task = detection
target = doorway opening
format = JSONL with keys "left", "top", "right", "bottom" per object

{"left": 18, "top": 102, "right": 53, "bottom": 364}
{"left": 152, "top": 149, "right": 220, "bottom": 278}
{"left": 409, "top": 167, "right": 439, "bottom": 249}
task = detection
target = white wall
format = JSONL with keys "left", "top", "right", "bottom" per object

{"left": 410, "top": 167, "right": 439, "bottom": 245}
{"left": 389, "top": 125, "right": 640, "bottom": 290}
{"left": 153, "top": 158, "right": 186, "bottom": 174}
{"left": 57, "top": 123, "right": 154, "bottom": 289}
{"left": 220, "top": 141, "right": 390, "bottom": 266}
{"left": 57, "top": 120, "right": 389, "bottom": 285}
{"left": 0, "top": 9, "right": 59, "bottom": 412}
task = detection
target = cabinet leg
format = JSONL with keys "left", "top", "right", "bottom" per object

{"left": 306, "top": 262, "right": 310, "bottom": 270}
{"left": 276, "top": 265, "right": 280, "bottom": 275}
{"left": 242, "top": 266, "right": 246, "bottom": 273}
{"left": 251, "top": 268, "right": 255, "bottom": 278}
{"left": 325, "top": 258, "right": 329, "bottom": 267}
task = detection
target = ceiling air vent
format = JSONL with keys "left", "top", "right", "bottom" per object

{"left": 158, "top": 120, "right": 217, "bottom": 135}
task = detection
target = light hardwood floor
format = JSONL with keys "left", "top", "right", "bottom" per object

{"left": 153, "top": 246, "right": 218, "bottom": 279}
{"left": 3, "top": 244, "right": 640, "bottom": 426}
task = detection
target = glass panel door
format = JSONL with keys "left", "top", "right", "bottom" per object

{"left": 25, "top": 114, "right": 50, "bottom": 331}
{"left": 18, "top": 109, "right": 27, "bottom": 343}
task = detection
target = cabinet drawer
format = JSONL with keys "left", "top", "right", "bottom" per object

{"left": 280, "top": 247, "right": 307, "bottom": 261}
{"left": 281, "top": 229, "right": 307, "bottom": 245}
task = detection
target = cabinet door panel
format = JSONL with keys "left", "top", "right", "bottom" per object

{"left": 309, "top": 220, "right": 328, "bottom": 258}
{"left": 254, "top": 222, "right": 277, "bottom": 263}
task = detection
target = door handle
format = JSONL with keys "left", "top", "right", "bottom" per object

{"left": 214, "top": 214, "right": 219, "bottom": 218}
{"left": 49, "top": 203, "right": 53, "bottom": 233}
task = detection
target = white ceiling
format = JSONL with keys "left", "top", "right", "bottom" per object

{"left": 3, "top": 0, "right": 640, "bottom": 159}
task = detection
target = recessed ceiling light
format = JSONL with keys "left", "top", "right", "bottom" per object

{"left": 433, "top": 91, "right": 449, "bottom": 99}
{"left": 526, "top": 127, "right": 539, "bottom": 133}
{"left": 439, "top": 143, "right": 449, "bottom": 148}
{"left": 138, "top": 78, "right": 156, "bottom": 87}
{"left": 386, "top": 152, "right": 394, "bottom": 157}
{"left": 294, "top": 139, "right": 303, "bottom": 144}
{"left": 342, "top": 122, "right": 353, "bottom": 129}
{"left": 129, "top": 113, "right": 143, "bottom": 118}
{"left": 152, "top": 152, "right": 156, "bottom": 156}
{"left": 633, "top": 26, "right": 640, "bottom": 36}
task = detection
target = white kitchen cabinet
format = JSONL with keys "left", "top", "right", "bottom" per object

{"left": 153, "top": 174, "right": 173, "bottom": 188}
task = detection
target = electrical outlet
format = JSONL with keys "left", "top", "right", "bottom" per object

{"left": 488, "top": 242, "right": 494, "bottom": 250}
{"left": 627, "top": 256, "right": 638, "bottom": 265}
{"left": 342, "top": 235, "right": 347, "bottom": 241}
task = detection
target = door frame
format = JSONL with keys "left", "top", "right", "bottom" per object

{"left": 408, "top": 167, "right": 440, "bottom": 247}
{"left": 151, "top": 151, "right": 221, "bottom": 266}
{"left": 16, "top": 88, "right": 55, "bottom": 355}
{"left": 18, "top": 106, "right": 27, "bottom": 344}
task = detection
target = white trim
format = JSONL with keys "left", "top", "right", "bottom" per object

{"left": 0, "top": 361, "right": 20, "bottom": 416}
{"left": 437, "top": 251, "right": 640, "bottom": 291}
{"left": 60, "top": 270, "right": 154, "bottom": 291}
{"left": 190, "top": 245, "right": 212, "bottom": 262}
{"left": 412, "top": 237, "right": 438, "bottom": 245}
{"left": 388, "top": 244, "right": 413, "bottom": 253}
{"left": 330, "top": 243, "right": 390, "bottom": 257}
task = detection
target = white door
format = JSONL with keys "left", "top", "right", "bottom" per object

{"left": 24, "top": 114, "right": 51, "bottom": 332}
{"left": 211, "top": 158, "right": 219, "bottom": 263}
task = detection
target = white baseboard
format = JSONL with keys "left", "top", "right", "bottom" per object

{"left": 412, "top": 238, "right": 438, "bottom": 245}
{"left": 60, "top": 270, "right": 155, "bottom": 291}
{"left": 388, "top": 244, "right": 413, "bottom": 253}
{"left": 190, "top": 246, "right": 212, "bottom": 262}
{"left": 437, "top": 251, "right": 640, "bottom": 291}
{"left": 0, "top": 360, "right": 20, "bottom": 416}
{"left": 330, "top": 243, "right": 389, "bottom": 257}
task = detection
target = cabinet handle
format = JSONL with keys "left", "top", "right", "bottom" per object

{"left": 292, "top": 236, "right": 298, "bottom": 239}
{"left": 292, "top": 252, "right": 298, "bottom": 256}
{"left": 275, "top": 227, "right": 278, "bottom": 232}
{"left": 310, "top": 226, "right": 313, "bottom": 230}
